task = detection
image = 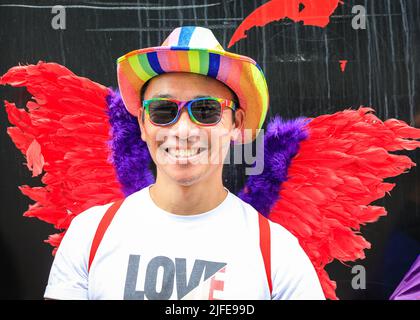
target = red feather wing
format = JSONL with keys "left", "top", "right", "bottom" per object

{"left": 1, "top": 61, "right": 124, "bottom": 254}
{"left": 268, "top": 107, "right": 420, "bottom": 299}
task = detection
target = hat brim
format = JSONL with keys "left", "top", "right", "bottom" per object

{"left": 117, "top": 46, "right": 269, "bottom": 144}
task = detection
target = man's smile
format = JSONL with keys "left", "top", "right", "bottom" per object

{"left": 164, "top": 147, "right": 207, "bottom": 158}
{"left": 158, "top": 144, "right": 209, "bottom": 164}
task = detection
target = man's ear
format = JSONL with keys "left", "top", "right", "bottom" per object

{"left": 231, "top": 108, "right": 245, "bottom": 142}
{"left": 137, "top": 108, "right": 147, "bottom": 142}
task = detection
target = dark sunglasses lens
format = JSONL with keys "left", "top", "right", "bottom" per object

{"left": 148, "top": 100, "right": 178, "bottom": 124}
{"left": 191, "top": 99, "right": 222, "bottom": 124}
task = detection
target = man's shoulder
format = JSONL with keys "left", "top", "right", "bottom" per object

{"left": 229, "top": 194, "right": 299, "bottom": 245}
{"left": 268, "top": 220, "right": 299, "bottom": 246}
{"left": 51, "top": 202, "right": 116, "bottom": 268}
{"left": 228, "top": 193, "right": 261, "bottom": 216}
{"left": 67, "top": 187, "right": 148, "bottom": 234}
{"left": 68, "top": 202, "right": 114, "bottom": 233}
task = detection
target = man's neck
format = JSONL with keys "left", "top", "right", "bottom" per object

{"left": 149, "top": 173, "right": 228, "bottom": 216}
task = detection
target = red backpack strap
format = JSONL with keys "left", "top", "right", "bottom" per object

{"left": 88, "top": 199, "right": 125, "bottom": 272}
{"left": 258, "top": 213, "right": 273, "bottom": 296}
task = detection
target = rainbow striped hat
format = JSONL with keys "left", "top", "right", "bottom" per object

{"left": 117, "top": 26, "right": 269, "bottom": 143}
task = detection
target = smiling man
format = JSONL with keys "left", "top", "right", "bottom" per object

{"left": 44, "top": 26, "right": 325, "bottom": 300}
{"left": 140, "top": 71, "right": 241, "bottom": 215}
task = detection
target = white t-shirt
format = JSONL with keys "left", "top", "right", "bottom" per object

{"left": 44, "top": 184, "right": 325, "bottom": 300}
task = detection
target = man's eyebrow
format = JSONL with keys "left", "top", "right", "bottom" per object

{"left": 152, "top": 93, "right": 173, "bottom": 98}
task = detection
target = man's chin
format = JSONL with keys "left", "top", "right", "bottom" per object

{"left": 161, "top": 167, "right": 206, "bottom": 187}
{"left": 170, "top": 175, "right": 202, "bottom": 187}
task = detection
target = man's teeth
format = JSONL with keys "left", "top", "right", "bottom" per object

{"left": 166, "top": 148, "right": 203, "bottom": 158}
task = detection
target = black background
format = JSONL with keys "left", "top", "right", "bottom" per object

{"left": 0, "top": 0, "right": 419, "bottom": 299}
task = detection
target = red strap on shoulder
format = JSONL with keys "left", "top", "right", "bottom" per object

{"left": 88, "top": 199, "right": 125, "bottom": 272}
{"left": 87, "top": 199, "right": 272, "bottom": 296}
{"left": 258, "top": 213, "right": 272, "bottom": 296}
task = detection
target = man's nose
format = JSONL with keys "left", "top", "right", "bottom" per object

{"left": 171, "top": 108, "right": 199, "bottom": 140}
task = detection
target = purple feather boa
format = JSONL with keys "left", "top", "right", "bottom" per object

{"left": 106, "top": 89, "right": 154, "bottom": 197}
{"left": 106, "top": 89, "right": 310, "bottom": 215}
{"left": 237, "top": 116, "right": 310, "bottom": 217}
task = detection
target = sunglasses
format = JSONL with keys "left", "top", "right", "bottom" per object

{"left": 142, "top": 97, "right": 237, "bottom": 126}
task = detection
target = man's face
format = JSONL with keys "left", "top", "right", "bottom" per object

{"left": 138, "top": 72, "right": 244, "bottom": 187}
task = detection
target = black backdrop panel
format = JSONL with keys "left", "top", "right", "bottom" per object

{"left": 0, "top": 0, "right": 419, "bottom": 299}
